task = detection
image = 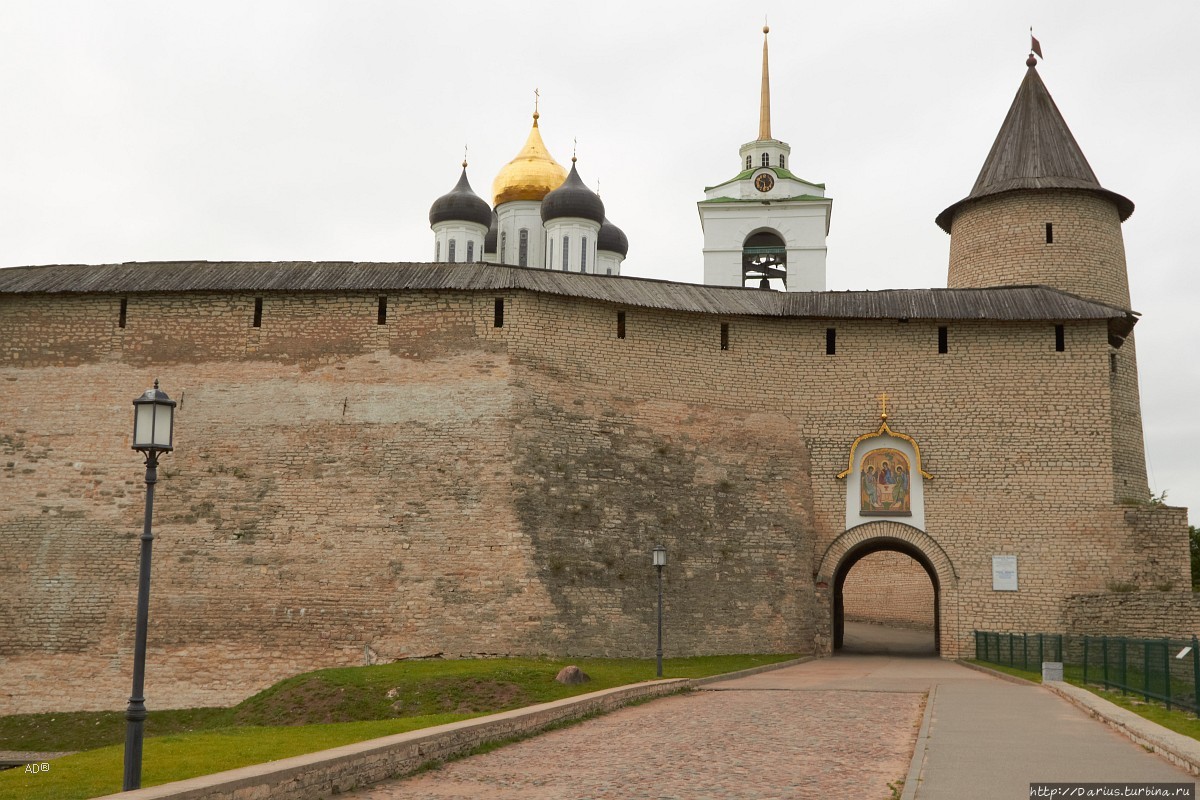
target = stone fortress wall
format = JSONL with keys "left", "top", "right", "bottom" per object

{"left": 842, "top": 551, "right": 934, "bottom": 630}
{"left": 0, "top": 278, "right": 1189, "bottom": 713}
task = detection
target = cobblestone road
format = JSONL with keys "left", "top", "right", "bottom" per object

{"left": 345, "top": 679, "right": 924, "bottom": 799}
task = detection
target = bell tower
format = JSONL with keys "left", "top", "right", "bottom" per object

{"left": 699, "top": 26, "right": 832, "bottom": 292}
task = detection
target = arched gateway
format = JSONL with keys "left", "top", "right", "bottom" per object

{"left": 815, "top": 521, "right": 959, "bottom": 657}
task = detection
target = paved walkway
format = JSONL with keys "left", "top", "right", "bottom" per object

{"left": 343, "top": 648, "right": 1196, "bottom": 799}
{"left": 842, "top": 620, "right": 935, "bottom": 655}
{"left": 346, "top": 669, "right": 921, "bottom": 799}
{"left": 915, "top": 674, "right": 1194, "bottom": 798}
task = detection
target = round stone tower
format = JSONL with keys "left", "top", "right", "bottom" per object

{"left": 937, "top": 56, "right": 1135, "bottom": 309}
{"left": 937, "top": 54, "right": 1148, "bottom": 503}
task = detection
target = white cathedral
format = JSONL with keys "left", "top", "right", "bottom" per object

{"left": 428, "top": 26, "right": 829, "bottom": 292}
{"left": 428, "top": 108, "right": 629, "bottom": 277}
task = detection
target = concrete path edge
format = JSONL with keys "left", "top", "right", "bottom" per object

{"left": 1045, "top": 681, "right": 1200, "bottom": 778}
{"left": 958, "top": 659, "right": 1200, "bottom": 778}
{"left": 899, "top": 683, "right": 935, "bottom": 800}
{"left": 92, "top": 657, "right": 813, "bottom": 800}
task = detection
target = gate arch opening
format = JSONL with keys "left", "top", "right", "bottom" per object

{"left": 834, "top": 538, "right": 939, "bottom": 654}
{"left": 816, "top": 522, "right": 959, "bottom": 657}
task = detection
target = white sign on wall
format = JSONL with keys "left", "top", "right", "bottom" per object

{"left": 992, "top": 555, "right": 1018, "bottom": 591}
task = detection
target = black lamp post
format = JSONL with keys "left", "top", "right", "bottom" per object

{"left": 653, "top": 544, "right": 667, "bottom": 677}
{"left": 123, "top": 380, "right": 175, "bottom": 792}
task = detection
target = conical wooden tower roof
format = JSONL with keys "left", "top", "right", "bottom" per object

{"left": 936, "top": 57, "right": 1133, "bottom": 232}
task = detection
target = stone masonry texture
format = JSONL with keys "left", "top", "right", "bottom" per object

{"left": 0, "top": 276, "right": 1189, "bottom": 713}
{"left": 944, "top": 188, "right": 1149, "bottom": 502}
{"left": 843, "top": 551, "right": 935, "bottom": 630}
{"left": 947, "top": 190, "right": 1132, "bottom": 308}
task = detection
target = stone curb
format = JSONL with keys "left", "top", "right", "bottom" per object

{"left": 957, "top": 659, "right": 1200, "bottom": 777}
{"left": 900, "top": 683, "right": 935, "bottom": 800}
{"left": 691, "top": 655, "right": 815, "bottom": 687}
{"left": 93, "top": 659, "right": 810, "bottom": 800}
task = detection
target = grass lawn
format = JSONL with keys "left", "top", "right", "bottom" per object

{"left": 0, "top": 714, "right": 471, "bottom": 800}
{"left": 0, "top": 653, "right": 796, "bottom": 800}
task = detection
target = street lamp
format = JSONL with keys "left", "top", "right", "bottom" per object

{"left": 653, "top": 544, "right": 667, "bottom": 678}
{"left": 123, "top": 380, "right": 176, "bottom": 792}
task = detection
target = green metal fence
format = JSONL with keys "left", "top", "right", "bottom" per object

{"left": 1082, "top": 636, "right": 1200, "bottom": 714}
{"left": 975, "top": 631, "right": 1200, "bottom": 715}
{"left": 974, "top": 631, "right": 1063, "bottom": 671}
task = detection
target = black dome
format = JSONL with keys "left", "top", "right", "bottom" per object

{"left": 483, "top": 210, "right": 498, "bottom": 253}
{"left": 429, "top": 168, "right": 492, "bottom": 229}
{"left": 540, "top": 161, "right": 605, "bottom": 225}
{"left": 597, "top": 217, "right": 628, "bottom": 257}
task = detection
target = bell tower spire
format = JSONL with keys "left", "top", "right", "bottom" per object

{"left": 699, "top": 25, "right": 832, "bottom": 293}
{"left": 758, "top": 25, "right": 772, "bottom": 141}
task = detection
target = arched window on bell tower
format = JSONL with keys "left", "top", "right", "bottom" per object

{"left": 742, "top": 230, "right": 787, "bottom": 290}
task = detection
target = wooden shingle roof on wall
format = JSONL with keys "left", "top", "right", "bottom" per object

{"left": 0, "top": 260, "right": 1137, "bottom": 344}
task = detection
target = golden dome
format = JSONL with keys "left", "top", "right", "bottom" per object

{"left": 492, "top": 113, "right": 567, "bottom": 206}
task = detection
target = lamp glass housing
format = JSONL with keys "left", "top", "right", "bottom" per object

{"left": 652, "top": 545, "right": 667, "bottom": 568}
{"left": 132, "top": 382, "right": 176, "bottom": 452}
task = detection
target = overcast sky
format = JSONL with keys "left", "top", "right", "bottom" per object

{"left": 1, "top": 1, "right": 1196, "bottom": 523}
